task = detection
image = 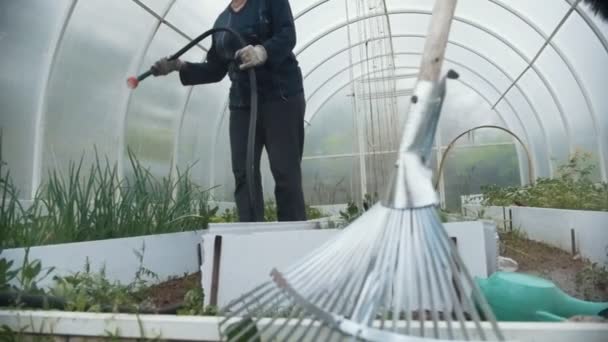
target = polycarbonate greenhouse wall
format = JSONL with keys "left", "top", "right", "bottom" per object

{"left": 1, "top": 0, "right": 607, "bottom": 209}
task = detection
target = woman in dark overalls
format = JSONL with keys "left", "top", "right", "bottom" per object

{"left": 151, "top": 0, "right": 306, "bottom": 223}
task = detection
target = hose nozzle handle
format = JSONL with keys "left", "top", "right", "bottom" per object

{"left": 126, "top": 70, "right": 153, "bottom": 89}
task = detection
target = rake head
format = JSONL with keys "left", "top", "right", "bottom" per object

{"left": 218, "top": 204, "right": 506, "bottom": 341}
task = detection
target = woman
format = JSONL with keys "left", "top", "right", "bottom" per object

{"left": 151, "top": 0, "right": 306, "bottom": 223}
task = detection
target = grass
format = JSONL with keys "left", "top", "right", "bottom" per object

{"left": 0, "top": 149, "right": 216, "bottom": 249}
{"left": 0, "top": 148, "right": 330, "bottom": 249}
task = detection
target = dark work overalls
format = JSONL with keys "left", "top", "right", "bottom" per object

{"left": 179, "top": 0, "right": 307, "bottom": 222}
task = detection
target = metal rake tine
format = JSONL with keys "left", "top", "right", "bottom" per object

{"left": 350, "top": 211, "right": 394, "bottom": 323}
{"left": 281, "top": 225, "right": 371, "bottom": 322}
{"left": 220, "top": 281, "right": 272, "bottom": 316}
{"left": 325, "top": 217, "right": 389, "bottom": 316}
{"left": 418, "top": 209, "right": 441, "bottom": 338}
{"left": 282, "top": 205, "right": 385, "bottom": 279}
{"left": 273, "top": 310, "right": 314, "bottom": 341}
{"left": 290, "top": 220, "right": 370, "bottom": 291}
{"left": 222, "top": 287, "right": 286, "bottom": 333}
{"left": 226, "top": 293, "right": 287, "bottom": 342}
{"left": 375, "top": 216, "right": 401, "bottom": 330}
{"left": 413, "top": 209, "right": 428, "bottom": 337}
{"left": 405, "top": 210, "right": 414, "bottom": 335}
{"left": 427, "top": 212, "right": 487, "bottom": 337}
{"left": 219, "top": 284, "right": 278, "bottom": 327}
{"left": 341, "top": 210, "right": 396, "bottom": 318}
{"left": 391, "top": 210, "right": 407, "bottom": 332}
{"left": 428, "top": 210, "right": 506, "bottom": 341}
{"left": 423, "top": 210, "right": 474, "bottom": 340}
{"left": 245, "top": 303, "right": 306, "bottom": 342}
{"left": 428, "top": 211, "right": 476, "bottom": 340}
{"left": 281, "top": 285, "right": 341, "bottom": 341}
{"left": 280, "top": 219, "right": 363, "bottom": 275}
{"left": 282, "top": 217, "right": 371, "bottom": 291}
{"left": 420, "top": 209, "right": 455, "bottom": 339}
{"left": 369, "top": 210, "right": 403, "bottom": 329}
{"left": 296, "top": 320, "right": 327, "bottom": 342}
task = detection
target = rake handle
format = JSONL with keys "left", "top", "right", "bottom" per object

{"left": 418, "top": 0, "right": 458, "bottom": 82}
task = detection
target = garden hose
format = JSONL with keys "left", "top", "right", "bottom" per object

{"left": 127, "top": 27, "right": 260, "bottom": 220}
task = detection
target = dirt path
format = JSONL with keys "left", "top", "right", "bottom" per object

{"left": 500, "top": 231, "right": 608, "bottom": 302}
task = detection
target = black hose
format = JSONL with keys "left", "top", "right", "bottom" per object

{"left": 133, "top": 27, "right": 260, "bottom": 220}
{"left": 0, "top": 291, "right": 182, "bottom": 314}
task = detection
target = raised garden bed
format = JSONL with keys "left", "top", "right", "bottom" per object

{"left": 1, "top": 310, "right": 607, "bottom": 341}
{"left": 500, "top": 230, "right": 608, "bottom": 302}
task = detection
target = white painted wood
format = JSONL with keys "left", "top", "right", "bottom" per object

{"left": 484, "top": 220, "right": 500, "bottom": 275}
{"left": 201, "top": 229, "right": 338, "bottom": 307}
{"left": 2, "top": 230, "right": 204, "bottom": 288}
{"left": 462, "top": 202, "right": 608, "bottom": 264}
{"left": 201, "top": 221, "right": 497, "bottom": 307}
{"left": 207, "top": 220, "right": 321, "bottom": 234}
{"left": 1, "top": 310, "right": 607, "bottom": 342}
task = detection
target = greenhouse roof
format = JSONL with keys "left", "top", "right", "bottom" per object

{"left": 1, "top": 0, "right": 607, "bottom": 206}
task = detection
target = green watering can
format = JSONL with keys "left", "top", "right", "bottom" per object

{"left": 475, "top": 272, "right": 608, "bottom": 322}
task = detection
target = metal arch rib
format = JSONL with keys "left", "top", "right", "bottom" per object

{"left": 567, "top": 0, "right": 608, "bottom": 53}
{"left": 291, "top": 9, "right": 572, "bottom": 161}
{"left": 456, "top": 78, "right": 535, "bottom": 185}
{"left": 435, "top": 125, "right": 535, "bottom": 188}
{"left": 129, "top": 0, "right": 208, "bottom": 53}
{"left": 304, "top": 50, "right": 545, "bottom": 177}
{"left": 294, "top": 0, "right": 331, "bottom": 20}
{"left": 213, "top": 11, "right": 565, "bottom": 179}
{"left": 306, "top": 67, "right": 511, "bottom": 145}
{"left": 118, "top": 0, "right": 179, "bottom": 179}
{"left": 304, "top": 61, "right": 415, "bottom": 105}
{"left": 31, "top": 0, "right": 79, "bottom": 199}
{"left": 305, "top": 65, "right": 531, "bottom": 184}
{"left": 301, "top": 34, "right": 549, "bottom": 168}
{"left": 490, "top": 0, "right": 607, "bottom": 181}
{"left": 170, "top": 80, "right": 198, "bottom": 183}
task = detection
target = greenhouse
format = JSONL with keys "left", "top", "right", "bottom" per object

{"left": 1, "top": 0, "right": 607, "bottom": 341}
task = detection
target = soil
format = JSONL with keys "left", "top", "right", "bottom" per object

{"left": 143, "top": 232, "right": 608, "bottom": 314}
{"left": 500, "top": 231, "right": 608, "bottom": 302}
{"left": 147, "top": 272, "right": 201, "bottom": 309}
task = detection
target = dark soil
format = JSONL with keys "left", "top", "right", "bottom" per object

{"left": 147, "top": 272, "right": 201, "bottom": 309}
{"left": 142, "top": 232, "right": 607, "bottom": 314}
{"left": 500, "top": 231, "right": 608, "bottom": 302}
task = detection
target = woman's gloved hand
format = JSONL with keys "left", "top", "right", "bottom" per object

{"left": 151, "top": 57, "right": 184, "bottom": 76}
{"left": 235, "top": 45, "right": 268, "bottom": 70}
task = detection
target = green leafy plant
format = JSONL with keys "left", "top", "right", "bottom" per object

{"left": 16, "top": 249, "right": 54, "bottom": 294}
{"left": 0, "top": 149, "right": 216, "bottom": 249}
{"left": 575, "top": 248, "right": 608, "bottom": 301}
{"left": 264, "top": 200, "right": 278, "bottom": 222}
{"left": 225, "top": 318, "right": 261, "bottom": 342}
{"left": 210, "top": 207, "right": 238, "bottom": 223}
{"left": 575, "top": 262, "right": 608, "bottom": 301}
{"left": 339, "top": 193, "right": 378, "bottom": 224}
{"left": 51, "top": 263, "right": 139, "bottom": 313}
{"left": 339, "top": 201, "right": 362, "bottom": 224}
{"left": 49, "top": 250, "right": 158, "bottom": 313}
{"left": 482, "top": 152, "right": 608, "bottom": 211}
{"left": 0, "top": 257, "right": 17, "bottom": 292}
{"left": 177, "top": 287, "right": 205, "bottom": 315}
